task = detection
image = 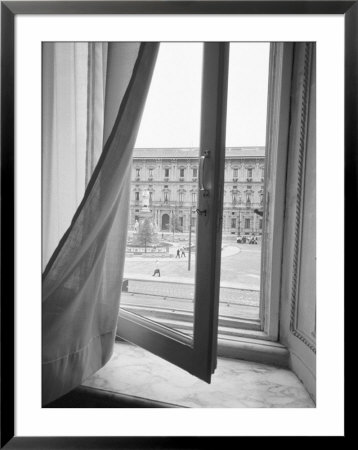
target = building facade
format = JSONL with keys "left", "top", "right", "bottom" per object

{"left": 130, "top": 147, "right": 265, "bottom": 235}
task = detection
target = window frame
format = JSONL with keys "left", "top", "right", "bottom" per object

{"left": 118, "top": 42, "right": 294, "bottom": 376}
{"left": 259, "top": 42, "right": 293, "bottom": 340}
{"left": 117, "top": 42, "right": 229, "bottom": 383}
{"left": 201, "top": 42, "right": 293, "bottom": 348}
{"left": 178, "top": 190, "right": 184, "bottom": 203}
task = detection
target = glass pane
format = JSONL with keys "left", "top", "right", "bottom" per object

{"left": 119, "top": 43, "right": 203, "bottom": 338}
{"left": 219, "top": 43, "right": 269, "bottom": 332}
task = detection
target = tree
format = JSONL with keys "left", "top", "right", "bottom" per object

{"left": 134, "top": 218, "right": 157, "bottom": 247}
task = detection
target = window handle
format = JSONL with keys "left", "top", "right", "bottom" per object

{"left": 199, "top": 150, "right": 210, "bottom": 197}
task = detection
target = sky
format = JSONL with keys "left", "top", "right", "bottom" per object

{"left": 135, "top": 42, "right": 270, "bottom": 149}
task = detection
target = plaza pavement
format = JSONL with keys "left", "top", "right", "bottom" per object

{"left": 123, "top": 244, "right": 261, "bottom": 290}
{"left": 120, "top": 243, "right": 261, "bottom": 322}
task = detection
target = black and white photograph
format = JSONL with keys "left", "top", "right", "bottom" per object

{"left": 1, "top": 2, "right": 351, "bottom": 444}
{"left": 42, "top": 41, "right": 316, "bottom": 409}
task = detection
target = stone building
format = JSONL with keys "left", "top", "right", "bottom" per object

{"left": 130, "top": 147, "right": 265, "bottom": 235}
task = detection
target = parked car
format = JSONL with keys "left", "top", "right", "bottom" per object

{"left": 237, "top": 235, "right": 258, "bottom": 244}
{"left": 237, "top": 235, "right": 248, "bottom": 244}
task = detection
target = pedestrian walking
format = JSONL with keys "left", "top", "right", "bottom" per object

{"left": 181, "top": 247, "right": 186, "bottom": 258}
{"left": 176, "top": 248, "right": 180, "bottom": 258}
{"left": 152, "top": 259, "right": 161, "bottom": 277}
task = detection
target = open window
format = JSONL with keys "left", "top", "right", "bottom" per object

{"left": 116, "top": 42, "right": 293, "bottom": 381}
{"left": 115, "top": 40, "right": 312, "bottom": 386}
{"left": 117, "top": 43, "right": 229, "bottom": 382}
{"left": 41, "top": 40, "right": 316, "bottom": 405}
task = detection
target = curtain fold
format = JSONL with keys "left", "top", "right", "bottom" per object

{"left": 42, "top": 42, "right": 159, "bottom": 406}
{"left": 42, "top": 43, "right": 89, "bottom": 269}
{"left": 85, "top": 42, "right": 108, "bottom": 186}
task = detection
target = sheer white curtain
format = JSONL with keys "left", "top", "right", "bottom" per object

{"left": 42, "top": 42, "right": 159, "bottom": 405}
{"left": 42, "top": 42, "right": 109, "bottom": 268}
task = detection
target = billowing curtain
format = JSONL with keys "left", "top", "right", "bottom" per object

{"left": 42, "top": 42, "right": 159, "bottom": 406}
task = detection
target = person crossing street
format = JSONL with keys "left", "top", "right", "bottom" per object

{"left": 152, "top": 259, "right": 161, "bottom": 277}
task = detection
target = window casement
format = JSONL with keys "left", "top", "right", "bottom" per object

{"left": 135, "top": 168, "right": 141, "bottom": 180}
{"left": 118, "top": 43, "right": 228, "bottom": 382}
{"left": 192, "top": 167, "right": 198, "bottom": 179}
{"left": 164, "top": 167, "right": 170, "bottom": 180}
{"left": 233, "top": 167, "right": 238, "bottom": 181}
{"left": 179, "top": 168, "right": 185, "bottom": 180}
{"left": 232, "top": 192, "right": 237, "bottom": 205}
{"left": 179, "top": 190, "right": 184, "bottom": 204}
{"left": 246, "top": 192, "right": 252, "bottom": 207}
{"left": 148, "top": 168, "right": 153, "bottom": 180}
{"left": 134, "top": 191, "right": 140, "bottom": 202}
{"left": 247, "top": 167, "right": 253, "bottom": 181}
{"left": 117, "top": 42, "right": 295, "bottom": 382}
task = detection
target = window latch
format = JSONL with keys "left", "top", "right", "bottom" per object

{"left": 199, "top": 150, "right": 210, "bottom": 197}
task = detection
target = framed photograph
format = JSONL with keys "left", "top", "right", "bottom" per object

{"left": 1, "top": 0, "right": 353, "bottom": 447}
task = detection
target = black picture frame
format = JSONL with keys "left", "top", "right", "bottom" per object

{"left": 1, "top": 0, "right": 354, "bottom": 447}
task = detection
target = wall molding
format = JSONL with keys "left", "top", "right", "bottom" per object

{"left": 289, "top": 43, "right": 316, "bottom": 354}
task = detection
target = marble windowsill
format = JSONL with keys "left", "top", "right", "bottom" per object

{"left": 83, "top": 341, "right": 315, "bottom": 408}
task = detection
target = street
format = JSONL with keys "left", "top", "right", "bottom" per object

{"left": 123, "top": 240, "right": 262, "bottom": 289}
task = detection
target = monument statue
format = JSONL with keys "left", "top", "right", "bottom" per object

{"left": 141, "top": 190, "right": 150, "bottom": 212}
{"left": 131, "top": 190, "right": 158, "bottom": 248}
